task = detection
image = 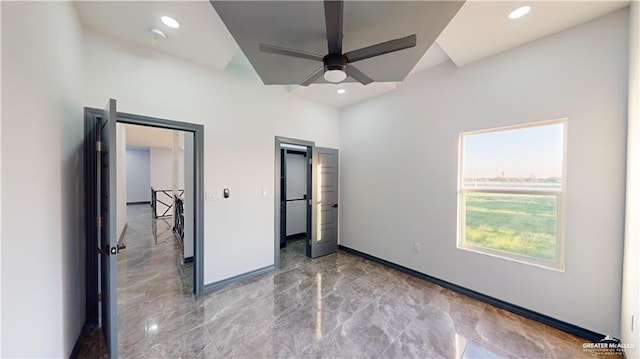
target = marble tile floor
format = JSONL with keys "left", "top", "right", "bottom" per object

{"left": 77, "top": 204, "right": 612, "bottom": 358}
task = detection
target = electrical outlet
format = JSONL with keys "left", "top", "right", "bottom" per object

{"left": 413, "top": 242, "right": 421, "bottom": 253}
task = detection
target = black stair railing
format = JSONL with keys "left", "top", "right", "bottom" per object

{"left": 174, "top": 196, "right": 185, "bottom": 241}
{"left": 151, "top": 187, "right": 184, "bottom": 218}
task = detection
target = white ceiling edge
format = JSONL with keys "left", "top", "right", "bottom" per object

{"left": 289, "top": 82, "right": 398, "bottom": 108}
{"left": 409, "top": 41, "right": 452, "bottom": 75}
{"left": 437, "top": 0, "right": 631, "bottom": 67}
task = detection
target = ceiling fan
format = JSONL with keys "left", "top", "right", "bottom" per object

{"left": 258, "top": 0, "right": 417, "bottom": 86}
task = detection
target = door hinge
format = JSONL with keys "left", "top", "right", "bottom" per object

{"left": 96, "top": 216, "right": 103, "bottom": 227}
{"left": 96, "top": 141, "right": 103, "bottom": 152}
{"left": 97, "top": 292, "right": 102, "bottom": 302}
{"left": 309, "top": 158, "right": 312, "bottom": 165}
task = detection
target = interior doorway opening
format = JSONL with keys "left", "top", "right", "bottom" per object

{"left": 274, "top": 136, "right": 340, "bottom": 266}
{"left": 121, "top": 124, "right": 194, "bottom": 266}
{"left": 116, "top": 112, "right": 204, "bottom": 296}
{"left": 275, "top": 137, "right": 314, "bottom": 266}
{"left": 84, "top": 106, "right": 205, "bottom": 333}
{"left": 280, "top": 143, "right": 313, "bottom": 257}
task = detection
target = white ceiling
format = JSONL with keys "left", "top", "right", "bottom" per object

{"left": 74, "top": 0, "right": 630, "bottom": 108}
{"left": 438, "top": 0, "right": 631, "bottom": 67}
{"left": 73, "top": 1, "right": 238, "bottom": 70}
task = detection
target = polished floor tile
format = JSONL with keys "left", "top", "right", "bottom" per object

{"left": 77, "top": 204, "right": 613, "bottom": 358}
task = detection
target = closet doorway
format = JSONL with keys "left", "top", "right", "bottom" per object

{"left": 274, "top": 136, "right": 339, "bottom": 266}
{"left": 280, "top": 143, "right": 312, "bottom": 255}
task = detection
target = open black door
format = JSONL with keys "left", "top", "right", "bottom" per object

{"left": 99, "top": 99, "right": 119, "bottom": 358}
{"left": 311, "top": 147, "right": 339, "bottom": 258}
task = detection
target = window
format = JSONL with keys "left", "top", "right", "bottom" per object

{"left": 457, "top": 119, "right": 566, "bottom": 270}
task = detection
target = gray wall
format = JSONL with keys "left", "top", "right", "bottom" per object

{"left": 150, "top": 147, "right": 184, "bottom": 190}
{"left": 286, "top": 151, "right": 308, "bottom": 236}
{"left": 339, "top": 9, "right": 628, "bottom": 337}
{"left": 126, "top": 148, "right": 151, "bottom": 203}
{"left": 1, "top": 2, "right": 85, "bottom": 356}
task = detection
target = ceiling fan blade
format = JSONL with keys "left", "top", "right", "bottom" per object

{"left": 259, "top": 43, "right": 324, "bottom": 62}
{"left": 344, "top": 34, "right": 417, "bottom": 63}
{"left": 324, "top": 0, "right": 343, "bottom": 54}
{"left": 300, "top": 66, "right": 325, "bottom": 87}
{"left": 346, "top": 65, "right": 373, "bottom": 85}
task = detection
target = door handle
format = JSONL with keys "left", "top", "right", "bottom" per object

{"left": 332, "top": 204, "right": 338, "bottom": 208}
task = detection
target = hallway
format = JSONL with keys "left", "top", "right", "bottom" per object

{"left": 78, "top": 204, "right": 605, "bottom": 358}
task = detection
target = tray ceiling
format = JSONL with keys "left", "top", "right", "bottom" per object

{"left": 211, "top": 1, "right": 464, "bottom": 85}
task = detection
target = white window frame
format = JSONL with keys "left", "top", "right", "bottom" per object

{"left": 457, "top": 118, "right": 567, "bottom": 271}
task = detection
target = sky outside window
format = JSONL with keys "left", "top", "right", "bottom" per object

{"left": 462, "top": 123, "right": 564, "bottom": 189}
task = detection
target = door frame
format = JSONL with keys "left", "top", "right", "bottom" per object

{"left": 85, "top": 107, "right": 204, "bottom": 306}
{"left": 274, "top": 136, "right": 314, "bottom": 266}
{"left": 280, "top": 148, "right": 309, "bottom": 248}
{"left": 116, "top": 110, "right": 205, "bottom": 295}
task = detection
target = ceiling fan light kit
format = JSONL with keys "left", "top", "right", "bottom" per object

{"left": 323, "top": 54, "right": 347, "bottom": 83}
{"left": 324, "top": 69, "right": 346, "bottom": 83}
{"left": 258, "top": 0, "right": 417, "bottom": 86}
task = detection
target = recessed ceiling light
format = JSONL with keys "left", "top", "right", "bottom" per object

{"left": 161, "top": 16, "right": 180, "bottom": 29}
{"left": 337, "top": 89, "right": 346, "bottom": 94}
{"left": 508, "top": 5, "right": 531, "bottom": 20}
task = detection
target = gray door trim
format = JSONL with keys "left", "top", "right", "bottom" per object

{"left": 101, "top": 99, "right": 118, "bottom": 358}
{"left": 275, "top": 136, "right": 314, "bottom": 267}
{"left": 85, "top": 107, "right": 205, "bottom": 295}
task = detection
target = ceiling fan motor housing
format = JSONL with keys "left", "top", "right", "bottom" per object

{"left": 324, "top": 54, "right": 347, "bottom": 72}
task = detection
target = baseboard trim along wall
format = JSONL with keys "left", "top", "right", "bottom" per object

{"left": 203, "top": 265, "right": 275, "bottom": 293}
{"left": 338, "top": 245, "right": 608, "bottom": 343}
